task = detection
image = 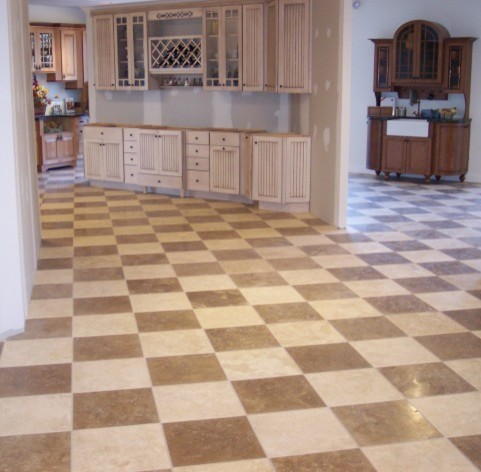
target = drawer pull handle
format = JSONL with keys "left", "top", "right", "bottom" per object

{"left": 196, "top": 179, "right": 199, "bottom": 183}
{"left": 195, "top": 149, "right": 198, "bottom": 153}
{"left": 196, "top": 162, "right": 199, "bottom": 166}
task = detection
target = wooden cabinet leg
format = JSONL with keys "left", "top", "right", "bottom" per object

{"left": 375, "top": 170, "right": 381, "bottom": 176}
{"left": 396, "top": 172, "right": 401, "bottom": 178}
{"left": 424, "top": 175, "right": 431, "bottom": 184}
{"left": 435, "top": 175, "right": 441, "bottom": 181}
{"left": 384, "top": 172, "right": 390, "bottom": 181}
{"left": 460, "top": 174, "right": 466, "bottom": 182}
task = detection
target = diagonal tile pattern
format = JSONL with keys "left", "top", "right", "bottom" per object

{"left": 0, "top": 168, "right": 481, "bottom": 470}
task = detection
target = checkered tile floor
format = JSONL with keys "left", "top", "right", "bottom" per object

{"left": 1, "top": 165, "right": 481, "bottom": 471}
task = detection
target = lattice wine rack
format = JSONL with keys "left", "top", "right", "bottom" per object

{"left": 149, "top": 36, "right": 202, "bottom": 73}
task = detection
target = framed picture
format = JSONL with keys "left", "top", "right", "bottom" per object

{"left": 64, "top": 97, "right": 75, "bottom": 115}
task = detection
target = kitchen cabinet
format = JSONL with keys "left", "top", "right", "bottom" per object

{"left": 252, "top": 134, "right": 311, "bottom": 210}
{"left": 114, "top": 12, "right": 148, "bottom": 90}
{"left": 371, "top": 39, "right": 392, "bottom": 93}
{"left": 209, "top": 132, "right": 240, "bottom": 194}
{"left": 264, "top": 0, "right": 278, "bottom": 93}
{"left": 185, "top": 131, "right": 210, "bottom": 192}
{"left": 42, "top": 132, "right": 74, "bottom": 172}
{"left": 74, "top": 115, "right": 89, "bottom": 159}
{"left": 366, "top": 118, "right": 383, "bottom": 175}
{"left": 433, "top": 121, "right": 470, "bottom": 182}
{"left": 84, "top": 126, "right": 124, "bottom": 182}
{"left": 242, "top": 3, "right": 264, "bottom": 92}
{"left": 393, "top": 20, "right": 448, "bottom": 85}
{"left": 203, "top": 6, "right": 242, "bottom": 91}
{"left": 382, "top": 123, "right": 433, "bottom": 183}
{"left": 92, "top": 15, "right": 116, "bottom": 90}
{"left": 30, "top": 26, "right": 56, "bottom": 73}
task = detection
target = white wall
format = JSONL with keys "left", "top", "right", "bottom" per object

{"left": 0, "top": 0, "right": 41, "bottom": 338}
{"left": 29, "top": 4, "right": 86, "bottom": 23}
{"left": 349, "top": 0, "right": 481, "bottom": 182}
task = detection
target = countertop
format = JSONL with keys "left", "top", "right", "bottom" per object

{"left": 85, "top": 123, "right": 269, "bottom": 134}
{"left": 35, "top": 111, "right": 88, "bottom": 119}
{"left": 367, "top": 115, "right": 471, "bottom": 124}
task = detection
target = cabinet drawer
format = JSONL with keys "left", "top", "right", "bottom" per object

{"left": 187, "top": 156, "right": 209, "bottom": 171}
{"left": 124, "top": 153, "right": 138, "bottom": 166}
{"left": 84, "top": 126, "right": 122, "bottom": 141}
{"left": 186, "top": 144, "right": 210, "bottom": 158}
{"left": 124, "top": 141, "right": 138, "bottom": 154}
{"left": 137, "top": 173, "right": 183, "bottom": 190}
{"left": 124, "top": 128, "right": 139, "bottom": 141}
{"left": 210, "top": 132, "right": 240, "bottom": 147}
{"left": 186, "top": 130, "right": 210, "bottom": 145}
{"left": 124, "top": 165, "right": 138, "bottom": 184}
{"left": 77, "top": 116, "right": 89, "bottom": 126}
{"left": 187, "top": 170, "right": 210, "bottom": 191}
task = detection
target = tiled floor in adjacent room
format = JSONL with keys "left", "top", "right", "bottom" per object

{"left": 1, "top": 165, "right": 481, "bottom": 471}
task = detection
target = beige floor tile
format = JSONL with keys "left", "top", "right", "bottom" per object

{"left": 443, "top": 274, "right": 481, "bottom": 291}
{"left": 345, "top": 279, "right": 409, "bottom": 298}
{"left": 140, "top": 330, "right": 213, "bottom": 357}
{"left": 249, "top": 408, "right": 356, "bottom": 458}
{"left": 310, "top": 299, "right": 382, "bottom": 320}
{"left": 73, "top": 280, "right": 128, "bottom": 298}
{"left": 220, "top": 259, "right": 274, "bottom": 274}
{"left": 417, "top": 291, "right": 481, "bottom": 312}
{"left": 157, "top": 232, "right": 202, "bottom": 243}
{"left": 73, "top": 236, "right": 117, "bottom": 248}
{"left": 179, "top": 275, "right": 236, "bottom": 292}
{"left": 0, "top": 394, "right": 72, "bottom": 436}
{"left": 445, "top": 359, "right": 481, "bottom": 391}
{"left": 166, "top": 251, "right": 217, "bottom": 264}
{"left": 363, "top": 438, "right": 479, "bottom": 472}
{"left": 411, "top": 392, "right": 481, "bottom": 437}
{"left": 0, "top": 338, "right": 72, "bottom": 367}
{"left": 72, "top": 314, "right": 138, "bottom": 337}
{"left": 28, "top": 298, "right": 73, "bottom": 319}
{"left": 72, "top": 424, "right": 171, "bottom": 471}
{"left": 122, "top": 264, "right": 176, "bottom": 280}
{"left": 72, "top": 358, "right": 151, "bottom": 393}
{"left": 268, "top": 321, "right": 345, "bottom": 347}
{"left": 173, "top": 458, "right": 275, "bottom": 472}
{"left": 278, "top": 269, "right": 338, "bottom": 285}
{"left": 307, "top": 368, "right": 403, "bottom": 406}
{"left": 130, "top": 292, "right": 192, "bottom": 312}
{"left": 112, "top": 225, "right": 155, "bottom": 235}
{"left": 311, "top": 254, "right": 367, "bottom": 268}
{"left": 117, "top": 243, "right": 165, "bottom": 256}
{"left": 72, "top": 255, "right": 122, "bottom": 269}
{"left": 341, "top": 242, "right": 392, "bottom": 254}
{"left": 351, "top": 338, "right": 439, "bottom": 368}
{"left": 400, "top": 250, "right": 455, "bottom": 263}
{"left": 374, "top": 263, "right": 435, "bottom": 279}
{"left": 217, "top": 348, "right": 301, "bottom": 380}
{"left": 387, "top": 312, "right": 467, "bottom": 336}
{"left": 195, "top": 306, "right": 264, "bottom": 329}
{"left": 240, "top": 286, "right": 304, "bottom": 305}
{"left": 236, "top": 228, "right": 283, "bottom": 239}
{"left": 34, "top": 269, "right": 74, "bottom": 285}
{"left": 286, "top": 234, "right": 334, "bottom": 246}
{"left": 154, "top": 381, "right": 245, "bottom": 423}
{"left": 255, "top": 246, "right": 306, "bottom": 259}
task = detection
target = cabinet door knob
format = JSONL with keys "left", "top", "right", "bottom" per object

{"left": 195, "top": 179, "right": 199, "bottom": 183}
{"left": 195, "top": 149, "right": 198, "bottom": 153}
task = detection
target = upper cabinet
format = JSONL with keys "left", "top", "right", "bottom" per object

{"left": 242, "top": 3, "right": 264, "bottom": 92}
{"left": 30, "top": 26, "right": 56, "bottom": 73}
{"left": 393, "top": 20, "right": 449, "bottom": 84}
{"left": 265, "top": 0, "right": 311, "bottom": 93}
{"left": 114, "top": 12, "right": 148, "bottom": 90}
{"left": 93, "top": 15, "right": 116, "bottom": 90}
{"left": 371, "top": 39, "right": 392, "bottom": 92}
{"left": 203, "top": 6, "right": 242, "bottom": 91}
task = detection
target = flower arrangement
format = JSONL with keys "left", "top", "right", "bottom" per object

{"left": 32, "top": 74, "right": 50, "bottom": 109}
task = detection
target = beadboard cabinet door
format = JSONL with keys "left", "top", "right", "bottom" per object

{"left": 252, "top": 136, "right": 283, "bottom": 202}
{"left": 93, "top": 15, "right": 116, "bottom": 90}
{"left": 242, "top": 3, "right": 264, "bottom": 92}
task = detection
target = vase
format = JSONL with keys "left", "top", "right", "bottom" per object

{"left": 34, "top": 104, "right": 46, "bottom": 116}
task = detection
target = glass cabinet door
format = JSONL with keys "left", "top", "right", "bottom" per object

{"left": 223, "top": 8, "right": 241, "bottom": 89}
{"left": 30, "top": 27, "right": 56, "bottom": 72}
{"left": 115, "top": 15, "right": 130, "bottom": 88}
{"left": 131, "top": 14, "right": 147, "bottom": 89}
{"left": 204, "top": 9, "right": 221, "bottom": 88}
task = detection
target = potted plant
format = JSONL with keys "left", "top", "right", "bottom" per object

{"left": 32, "top": 74, "right": 50, "bottom": 115}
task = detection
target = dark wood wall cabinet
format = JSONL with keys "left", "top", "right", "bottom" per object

{"left": 368, "top": 20, "right": 476, "bottom": 183}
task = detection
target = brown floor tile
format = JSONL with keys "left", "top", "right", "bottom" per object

{"left": 246, "top": 237, "right": 292, "bottom": 248}
{"left": 233, "top": 375, "right": 324, "bottom": 413}
{"left": 162, "top": 241, "right": 207, "bottom": 252}
{"left": 41, "top": 237, "right": 74, "bottom": 247}
{"left": 74, "top": 227, "right": 113, "bottom": 237}
{"left": 74, "top": 334, "right": 142, "bottom": 361}
{"left": 112, "top": 218, "right": 150, "bottom": 227}
{"left": 197, "top": 230, "right": 240, "bottom": 240}
{"left": 127, "top": 278, "right": 182, "bottom": 295}
{"left": 255, "top": 302, "right": 322, "bottom": 323}
{"left": 359, "top": 253, "right": 410, "bottom": 265}
{"left": 287, "top": 343, "right": 370, "bottom": 373}
{"left": 327, "top": 233, "right": 372, "bottom": 244}
{"left": 74, "top": 295, "right": 132, "bottom": 315}
{"left": 187, "top": 289, "right": 247, "bottom": 308}
{"left": 37, "top": 258, "right": 73, "bottom": 270}
{"left": 268, "top": 257, "right": 320, "bottom": 271}
{"left": 146, "top": 209, "right": 181, "bottom": 218}
{"left": 73, "top": 212, "right": 110, "bottom": 221}
{"left": 276, "top": 226, "right": 319, "bottom": 236}
{"left": 185, "top": 215, "right": 224, "bottom": 223}
{"left": 206, "top": 325, "right": 279, "bottom": 351}
{"left": 108, "top": 205, "right": 143, "bottom": 213}
{"left": 366, "top": 295, "right": 435, "bottom": 314}
{"left": 228, "top": 221, "right": 269, "bottom": 229}
{"left": 43, "top": 221, "right": 74, "bottom": 230}
{"left": 444, "top": 309, "right": 481, "bottom": 330}
{"left": 0, "top": 364, "right": 71, "bottom": 397}
{"left": 175, "top": 202, "right": 211, "bottom": 209}
{"left": 135, "top": 310, "right": 200, "bottom": 332}
{"left": 380, "top": 363, "right": 476, "bottom": 398}
{"left": 333, "top": 400, "right": 441, "bottom": 447}
{"left": 301, "top": 244, "right": 349, "bottom": 256}
{"left": 415, "top": 332, "right": 481, "bottom": 360}
{"left": 164, "top": 417, "right": 265, "bottom": 467}
{"left": 230, "top": 272, "right": 287, "bottom": 288}
{"left": 147, "top": 354, "right": 226, "bottom": 386}
{"left": 31, "top": 284, "right": 73, "bottom": 300}
{"left": 382, "top": 240, "right": 431, "bottom": 252}
{"left": 73, "top": 388, "right": 158, "bottom": 429}
{"left": 121, "top": 253, "right": 169, "bottom": 266}
{"left": 330, "top": 317, "right": 405, "bottom": 341}
{"left": 272, "top": 449, "right": 376, "bottom": 472}
{"left": 74, "top": 245, "right": 119, "bottom": 257}
{"left": 328, "top": 266, "right": 386, "bottom": 282}
{"left": 116, "top": 233, "right": 159, "bottom": 244}
{"left": 295, "top": 283, "right": 357, "bottom": 301}
{"left": 74, "top": 201, "right": 107, "bottom": 208}
{"left": 73, "top": 267, "right": 124, "bottom": 282}
{"left": 173, "top": 262, "right": 225, "bottom": 277}
{"left": 469, "top": 289, "right": 481, "bottom": 300}
{"left": 420, "top": 261, "right": 477, "bottom": 276}
{"left": 396, "top": 276, "right": 458, "bottom": 293}
{"left": 443, "top": 247, "right": 481, "bottom": 260}
{"left": 212, "top": 249, "right": 261, "bottom": 261}
{"left": 9, "top": 318, "right": 72, "bottom": 340}
{"left": 257, "top": 211, "right": 295, "bottom": 220}
{"left": 216, "top": 206, "right": 253, "bottom": 214}
{"left": 0, "top": 432, "right": 70, "bottom": 472}
{"left": 152, "top": 224, "right": 193, "bottom": 233}
{"left": 451, "top": 435, "right": 481, "bottom": 470}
